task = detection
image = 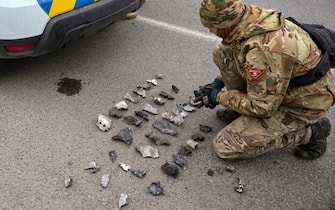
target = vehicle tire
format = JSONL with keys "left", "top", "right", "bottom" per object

{"left": 0, "top": 59, "right": 5, "bottom": 73}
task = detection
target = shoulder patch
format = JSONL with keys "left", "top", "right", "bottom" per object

{"left": 246, "top": 68, "right": 265, "bottom": 79}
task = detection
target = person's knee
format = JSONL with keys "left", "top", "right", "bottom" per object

{"left": 212, "top": 137, "right": 244, "bottom": 160}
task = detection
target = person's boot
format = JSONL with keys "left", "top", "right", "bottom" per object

{"left": 294, "top": 117, "right": 331, "bottom": 160}
{"left": 216, "top": 109, "right": 241, "bottom": 125}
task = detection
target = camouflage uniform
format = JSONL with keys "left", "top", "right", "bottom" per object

{"left": 200, "top": 1, "right": 335, "bottom": 159}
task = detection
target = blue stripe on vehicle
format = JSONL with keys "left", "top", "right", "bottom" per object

{"left": 37, "top": 0, "right": 53, "bottom": 14}
{"left": 74, "top": 0, "right": 95, "bottom": 9}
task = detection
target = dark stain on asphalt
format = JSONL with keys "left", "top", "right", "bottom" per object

{"left": 57, "top": 78, "right": 82, "bottom": 96}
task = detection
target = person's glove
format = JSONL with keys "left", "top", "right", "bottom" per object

{"left": 194, "top": 85, "right": 220, "bottom": 109}
{"left": 210, "top": 78, "right": 225, "bottom": 90}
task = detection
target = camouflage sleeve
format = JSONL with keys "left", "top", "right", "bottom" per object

{"left": 216, "top": 49, "right": 292, "bottom": 117}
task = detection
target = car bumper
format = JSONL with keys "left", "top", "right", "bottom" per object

{"left": 0, "top": 0, "right": 145, "bottom": 59}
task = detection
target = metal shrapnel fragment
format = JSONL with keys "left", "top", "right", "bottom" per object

{"left": 161, "top": 112, "right": 184, "bottom": 126}
{"left": 161, "top": 162, "right": 179, "bottom": 178}
{"left": 135, "top": 143, "right": 159, "bottom": 158}
{"left": 64, "top": 176, "right": 72, "bottom": 188}
{"left": 146, "top": 79, "right": 158, "bottom": 86}
{"left": 225, "top": 165, "right": 236, "bottom": 173}
{"left": 155, "top": 74, "right": 163, "bottom": 79}
{"left": 145, "top": 131, "right": 170, "bottom": 146}
{"left": 101, "top": 174, "right": 110, "bottom": 188}
{"left": 131, "top": 169, "right": 146, "bottom": 178}
{"left": 143, "top": 103, "right": 158, "bottom": 115}
{"left": 235, "top": 178, "right": 245, "bottom": 193}
{"left": 115, "top": 100, "right": 128, "bottom": 110}
{"left": 172, "top": 104, "right": 188, "bottom": 118}
{"left": 124, "top": 92, "right": 138, "bottom": 103}
{"left": 133, "top": 87, "right": 146, "bottom": 98}
{"left": 109, "top": 107, "right": 123, "bottom": 118}
{"left": 189, "top": 95, "right": 203, "bottom": 108}
{"left": 172, "top": 153, "right": 188, "bottom": 170}
{"left": 84, "top": 161, "right": 100, "bottom": 173}
{"left": 119, "top": 193, "right": 128, "bottom": 208}
{"left": 96, "top": 114, "right": 112, "bottom": 132}
{"left": 134, "top": 110, "right": 149, "bottom": 121}
{"left": 119, "top": 163, "right": 131, "bottom": 171}
{"left": 171, "top": 85, "right": 179, "bottom": 93}
{"left": 178, "top": 145, "right": 193, "bottom": 156}
{"left": 216, "top": 167, "right": 224, "bottom": 174}
{"left": 137, "top": 83, "right": 151, "bottom": 90}
{"left": 112, "top": 127, "right": 133, "bottom": 145}
{"left": 109, "top": 150, "right": 117, "bottom": 162}
{"left": 148, "top": 182, "right": 163, "bottom": 195}
{"left": 191, "top": 134, "right": 205, "bottom": 142}
{"left": 123, "top": 115, "right": 143, "bottom": 126}
{"left": 152, "top": 120, "right": 178, "bottom": 136}
{"left": 159, "top": 91, "right": 174, "bottom": 100}
{"left": 199, "top": 124, "right": 212, "bottom": 133}
{"left": 152, "top": 96, "right": 166, "bottom": 105}
{"left": 182, "top": 103, "right": 196, "bottom": 112}
{"left": 186, "top": 139, "right": 199, "bottom": 149}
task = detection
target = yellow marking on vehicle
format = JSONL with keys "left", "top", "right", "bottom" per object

{"left": 49, "top": 0, "right": 77, "bottom": 18}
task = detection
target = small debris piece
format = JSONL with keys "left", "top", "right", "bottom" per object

{"left": 84, "top": 161, "right": 100, "bottom": 173}
{"left": 235, "top": 178, "right": 245, "bottom": 193}
{"left": 161, "top": 112, "right": 184, "bottom": 126}
{"left": 64, "top": 176, "right": 72, "bottom": 188}
{"left": 133, "top": 87, "right": 146, "bottom": 98}
{"left": 199, "top": 124, "right": 212, "bottom": 133}
{"left": 155, "top": 74, "right": 163, "bottom": 79}
{"left": 186, "top": 139, "right": 199, "bottom": 149}
{"left": 225, "top": 165, "right": 236, "bottom": 173}
{"left": 161, "top": 162, "right": 179, "bottom": 178}
{"left": 101, "top": 174, "right": 110, "bottom": 188}
{"left": 143, "top": 103, "right": 158, "bottom": 115}
{"left": 112, "top": 127, "right": 133, "bottom": 145}
{"left": 189, "top": 95, "right": 203, "bottom": 108}
{"left": 131, "top": 169, "right": 146, "bottom": 178}
{"left": 109, "top": 107, "right": 123, "bottom": 118}
{"left": 207, "top": 169, "right": 214, "bottom": 176}
{"left": 134, "top": 110, "right": 149, "bottom": 121}
{"left": 125, "top": 11, "right": 137, "bottom": 19}
{"left": 148, "top": 182, "right": 163, "bottom": 195}
{"left": 171, "top": 85, "right": 179, "bottom": 93}
{"left": 119, "top": 193, "right": 129, "bottom": 208}
{"left": 191, "top": 134, "right": 205, "bottom": 142}
{"left": 146, "top": 79, "right": 158, "bottom": 86}
{"left": 124, "top": 92, "right": 138, "bottom": 103}
{"left": 182, "top": 103, "right": 196, "bottom": 112}
{"left": 152, "top": 120, "right": 178, "bottom": 136}
{"left": 96, "top": 114, "right": 112, "bottom": 132}
{"left": 135, "top": 143, "right": 159, "bottom": 158}
{"left": 123, "top": 115, "right": 143, "bottom": 126}
{"left": 145, "top": 131, "right": 170, "bottom": 146}
{"left": 109, "top": 150, "right": 117, "bottom": 162}
{"left": 159, "top": 91, "right": 174, "bottom": 100}
{"left": 115, "top": 101, "right": 128, "bottom": 110}
{"left": 119, "top": 163, "right": 131, "bottom": 171}
{"left": 172, "top": 104, "right": 188, "bottom": 118}
{"left": 172, "top": 153, "right": 188, "bottom": 170}
{"left": 152, "top": 96, "right": 166, "bottom": 105}
{"left": 216, "top": 167, "right": 224, "bottom": 174}
{"left": 178, "top": 145, "right": 193, "bottom": 156}
{"left": 137, "top": 83, "right": 151, "bottom": 90}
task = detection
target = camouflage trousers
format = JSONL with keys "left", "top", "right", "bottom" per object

{"left": 213, "top": 108, "right": 313, "bottom": 159}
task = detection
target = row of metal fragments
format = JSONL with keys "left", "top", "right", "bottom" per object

{"left": 64, "top": 74, "right": 244, "bottom": 208}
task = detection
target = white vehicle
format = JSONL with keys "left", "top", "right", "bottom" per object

{"left": 0, "top": 0, "right": 145, "bottom": 69}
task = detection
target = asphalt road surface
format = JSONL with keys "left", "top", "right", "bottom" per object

{"left": 1, "top": 0, "right": 334, "bottom": 209}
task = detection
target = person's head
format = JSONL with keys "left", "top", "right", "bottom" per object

{"left": 199, "top": 0, "right": 246, "bottom": 38}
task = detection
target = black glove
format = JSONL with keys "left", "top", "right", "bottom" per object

{"left": 210, "top": 78, "right": 225, "bottom": 90}
{"left": 194, "top": 85, "right": 220, "bottom": 109}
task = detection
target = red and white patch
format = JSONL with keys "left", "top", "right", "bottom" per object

{"left": 246, "top": 68, "right": 265, "bottom": 79}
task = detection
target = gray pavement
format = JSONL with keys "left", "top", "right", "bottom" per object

{"left": 0, "top": 0, "right": 334, "bottom": 209}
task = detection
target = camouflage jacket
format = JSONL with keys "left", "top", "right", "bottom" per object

{"left": 217, "top": 5, "right": 335, "bottom": 121}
